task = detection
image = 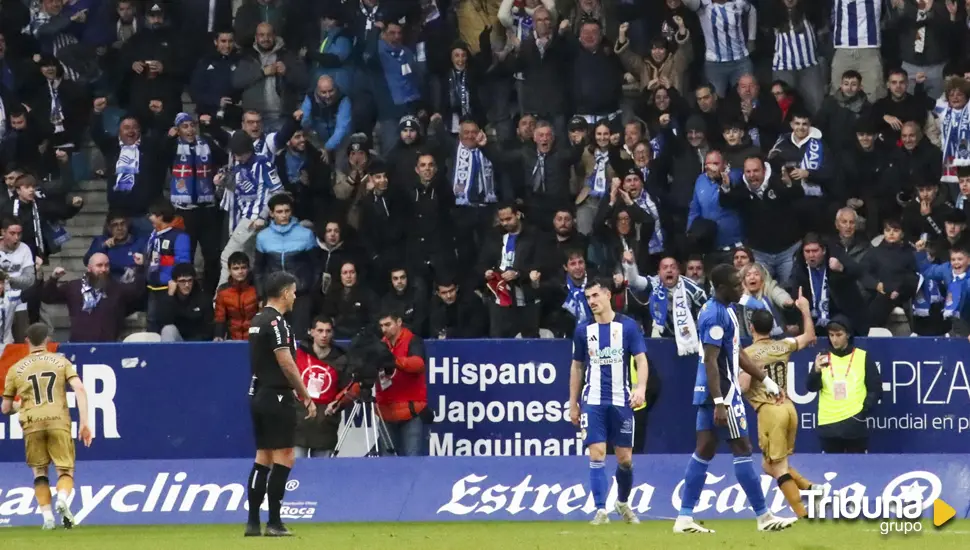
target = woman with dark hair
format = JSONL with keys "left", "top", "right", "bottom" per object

{"left": 769, "top": 79, "right": 805, "bottom": 122}
{"left": 767, "top": 0, "right": 825, "bottom": 114}
{"left": 576, "top": 120, "right": 621, "bottom": 235}
{"left": 432, "top": 41, "right": 486, "bottom": 135}
{"left": 637, "top": 85, "right": 689, "bottom": 138}
{"left": 732, "top": 245, "right": 755, "bottom": 270}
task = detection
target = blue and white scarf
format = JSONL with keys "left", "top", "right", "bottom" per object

{"left": 80, "top": 276, "right": 104, "bottom": 313}
{"left": 48, "top": 80, "right": 65, "bottom": 133}
{"left": 799, "top": 137, "right": 825, "bottom": 197}
{"left": 562, "top": 274, "right": 591, "bottom": 323}
{"left": 587, "top": 149, "right": 609, "bottom": 197}
{"left": 453, "top": 144, "right": 495, "bottom": 206}
{"left": 913, "top": 274, "right": 943, "bottom": 317}
{"left": 945, "top": 271, "right": 967, "bottom": 319}
{"left": 170, "top": 137, "right": 215, "bottom": 206}
{"left": 114, "top": 141, "right": 140, "bottom": 192}
{"left": 936, "top": 101, "right": 970, "bottom": 182}
{"left": 634, "top": 190, "right": 664, "bottom": 254}
{"left": 739, "top": 293, "right": 783, "bottom": 336}
{"left": 808, "top": 265, "right": 830, "bottom": 326}
{"left": 648, "top": 275, "right": 700, "bottom": 355}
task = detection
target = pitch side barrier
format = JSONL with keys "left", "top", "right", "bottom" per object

{"left": 0, "top": 455, "right": 966, "bottom": 526}
{"left": 1, "top": 338, "right": 969, "bottom": 462}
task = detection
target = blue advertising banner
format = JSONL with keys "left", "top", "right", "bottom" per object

{"left": 0, "top": 455, "right": 968, "bottom": 526}
{"left": 1, "top": 338, "right": 969, "bottom": 462}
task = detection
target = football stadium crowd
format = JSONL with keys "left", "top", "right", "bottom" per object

{"left": 0, "top": 0, "right": 970, "bottom": 346}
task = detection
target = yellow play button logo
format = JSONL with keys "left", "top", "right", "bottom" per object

{"left": 934, "top": 499, "right": 956, "bottom": 527}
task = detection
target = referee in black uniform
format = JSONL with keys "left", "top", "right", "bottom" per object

{"left": 245, "top": 272, "right": 317, "bottom": 537}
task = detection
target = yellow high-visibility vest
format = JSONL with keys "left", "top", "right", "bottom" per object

{"left": 817, "top": 348, "right": 867, "bottom": 426}
{"left": 629, "top": 357, "right": 646, "bottom": 412}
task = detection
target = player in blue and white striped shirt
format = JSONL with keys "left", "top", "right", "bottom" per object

{"left": 685, "top": 0, "right": 757, "bottom": 97}
{"left": 673, "top": 265, "right": 796, "bottom": 534}
{"left": 830, "top": 0, "right": 887, "bottom": 101}
{"left": 569, "top": 277, "right": 649, "bottom": 526}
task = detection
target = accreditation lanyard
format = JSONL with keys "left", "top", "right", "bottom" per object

{"left": 828, "top": 349, "right": 855, "bottom": 401}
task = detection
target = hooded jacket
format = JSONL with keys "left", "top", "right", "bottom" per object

{"left": 806, "top": 314, "right": 883, "bottom": 440}
{"left": 768, "top": 127, "right": 840, "bottom": 201}
{"left": 815, "top": 90, "right": 872, "bottom": 157}
{"left": 254, "top": 219, "right": 319, "bottom": 296}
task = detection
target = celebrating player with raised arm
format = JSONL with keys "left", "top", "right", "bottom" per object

{"left": 2, "top": 323, "right": 93, "bottom": 530}
{"left": 569, "top": 277, "right": 650, "bottom": 525}
{"left": 673, "top": 265, "right": 797, "bottom": 534}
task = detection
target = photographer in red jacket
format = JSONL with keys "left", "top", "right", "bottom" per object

{"left": 377, "top": 309, "right": 429, "bottom": 456}
{"left": 294, "top": 316, "right": 347, "bottom": 458}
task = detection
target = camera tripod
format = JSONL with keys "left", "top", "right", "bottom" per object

{"left": 331, "top": 386, "right": 396, "bottom": 457}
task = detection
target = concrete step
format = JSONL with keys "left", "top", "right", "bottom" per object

{"left": 66, "top": 213, "right": 110, "bottom": 237}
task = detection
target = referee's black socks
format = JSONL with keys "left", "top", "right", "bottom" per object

{"left": 267, "top": 463, "right": 292, "bottom": 526}
{"left": 247, "top": 463, "right": 270, "bottom": 525}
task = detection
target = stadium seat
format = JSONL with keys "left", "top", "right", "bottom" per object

{"left": 867, "top": 327, "right": 894, "bottom": 337}
{"left": 123, "top": 332, "right": 162, "bottom": 343}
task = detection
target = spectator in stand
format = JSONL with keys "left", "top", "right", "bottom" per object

{"left": 669, "top": 116, "right": 709, "bottom": 230}
{"left": 597, "top": 166, "right": 665, "bottom": 272}
{"left": 896, "top": 0, "right": 958, "bottom": 100}
{"left": 0, "top": 217, "right": 36, "bottom": 340}
{"left": 213, "top": 251, "right": 259, "bottom": 341}
{"left": 768, "top": 109, "right": 839, "bottom": 234}
{"left": 789, "top": 233, "right": 870, "bottom": 336}
{"left": 831, "top": 207, "right": 872, "bottom": 265}
{"left": 377, "top": 309, "right": 428, "bottom": 456}
{"left": 720, "top": 118, "right": 759, "bottom": 178}
{"left": 189, "top": 30, "right": 242, "bottom": 124}
{"left": 862, "top": 218, "right": 918, "bottom": 328}
{"left": 307, "top": 7, "right": 353, "bottom": 96}
{"left": 829, "top": 0, "right": 885, "bottom": 102}
{"left": 768, "top": 0, "right": 825, "bottom": 114}
{"left": 165, "top": 112, "right": 226, "bottom": 294}
{"left": 429, "top": 277, "right": 487, "bottom": 339}
{"left": 145, "top": 200, "right": 191, "bottom": 333}
{"left": 233, "top": 22, "right": 307, "bottom": 133}
{"left": 364, "top": 19, "right": 424, "bottom": 153}
{"left": 83, "top": 212, "right": 148, "bottom": 282}
{"left": 332, "top": 134, "right": 373, "bottom": 229}
{"left": 358, "top": 161, "right": 405, "bottom": 289}
{"left": 732, "top": 245, "right": 754, "bottom": 269}
{"left": 432, "top": 41, "right": 486, "bottom": 135}
{"left": 298, "top": 75, "right": 352, "bottom": 166}
{"left": 719, "top": 156, "right": 804, "bottom": 284}
{"left": 692, "top": 82, "right": 721, "bottom": 147}
{"left": 91, "top": 0, "right": 139, "bottom": 91}
{"left": 723, "top": 74, "right": 783, "bottom": 152}
{"left": 735, "top": 262, "right": 794, "bottom": 339}
{"left": 0, "top": 270, "right": 16, "bottom": 343}
{"left": 934, "top": 76, "right": 970, "bottom": 190}
{"left": 616, "top": 18, "right": 692, "bottom": 96}
{"left": 2, "top": 173, "right": 82, "bottom": 263}
{"left": 567, "top": 19, "right": 624, "bottom": 123}
{"left": 254, "top": 193, "right": 317, "bottom": 334}
{"left": 816, "top": 70, "right": 872, "bottom": 161}
{"left": 91, "top": 97, "right": 164, "bottom": 235}
{"left": 514, "top": 6, "right": 570, "bottom": 137}
{"left": 842, "top": 118, "right": 892, "bottom": 236}
{"left": 405, "top": 151, "right": 452, "bottom": 290}
{"left": 478, "top": 202, "right": 540, "bottom": 338}
{"left": 917, "top": 240, "right": 970, "bottom": 336}
{"left": 42, "top": 252, "right": 144, "bottom": 342}
{"left": 121, "top": 3, "right": 182, "bottom": 119}
{"left": 0, "top": 32, "right": 31, "bottom": 98}
{"left": 622, "top": 251, "right": 706, "bottom": 348}
{"left": 873, "top": 68, "right": 935, "bottom": 145}
{"left": 29, "top": 54, "right": 88, "bottom": 150}
{"left": 169, "top": 0, "right": 233, "bottom": 57}
{"left": 575, "top": 121, "right": 619, "bottom": 236}
{"left": 157, "top": 263, "right": 214, "bottom": 342}
{"left": 386, "top": 116, "right": 434, "bottom": 187}
{"left": 380, "top": 267, "right": 428, "bottom": 337}
{"left": 889, "top": 121, "right": 944, "bottom": 206}
{"left": 233, "top": 0, "right": 289, "bottom": 49}
{"left": 0, "top": 107, "right": 54, "bottom": 179}
{"left": 315, "top": 219, "right": 361, "bottom": 293}
{"left": 539, "top": 208, "right": 590, "bottom": 275}
{"left": 687, "top": 151, "right": 744, "bottom": 259}
{"left": 940, "top": 208, "right": 969, "bottom": 256}
{"left": 685, "top": 254, "right": 708, "bottom": 288}
{"left": 903, "top": 180, "right": 953, "bottom": 245}
{"left": 534, "top": 248, "right": 594, "bottom": 338}
{"left": 685, "top": 0, "right": 756, "bottom": 98}
{"left": 274, "top": 125, "right": 333, "bottom": 225}
{"left": 320, "top": 260, "right": 377, "bottom": 339}
{"left": 216, "top": 130, "right": 283, "bottom": 286}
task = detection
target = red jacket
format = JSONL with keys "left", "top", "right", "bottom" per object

{"left": 377, "top": 327, "right": 427, "bottom": 422}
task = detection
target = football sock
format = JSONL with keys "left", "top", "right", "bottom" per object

{"left": 787, "top": 467, "right": 814, "bottom": 490}
{"left": 733, "top": 455, "right": 768, "bottom": 516}
{"left": 778, "top": 473, "right": 808, "bottom": 518}
{"left": 34, "top": 476, "right": 51, "bottom": 508}
{"left": 678, "top": 453, "right": 709, "bottom": 517}
{"left": 246, "top": 463, "right": 270, "bottom": 525}
{"left": 615, "top": 464, "right": 633, "bottom": 504}
{"left": 267, "top": 464, "right": 292, "bottom": 526}
{"left": 589, "top": 460, "right": 608, "bottom": 510}
{"left": 56, "top": 474, "right": 73, "bottom": 504}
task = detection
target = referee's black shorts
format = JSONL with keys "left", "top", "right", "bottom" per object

{"left": 250, "top": 387, "right": 298, "bottom": 450}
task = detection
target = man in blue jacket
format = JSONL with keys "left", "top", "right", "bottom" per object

{"left": 307, "top": 7, "right": 352, "bottom": 95}
{"left": 364, "top": 19, "right": 424, "bottom": 154}
{"left": 254, "top": 193, "right": 318, "bottom": 334}
{"left": 688, "top": 150, "right": 744, "bottom": 261}
{"left": 189, "top": 30, "right": 242, "bottom": 124}
{"left": 84, "top": 212, "right": 148, "bottom": 282}
{"left": 298, "top": 75, "right": 352, "bottom": 166}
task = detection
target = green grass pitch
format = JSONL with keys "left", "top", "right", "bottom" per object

{"left": 1, "top": 520, "right": 967, "bottom": 549}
